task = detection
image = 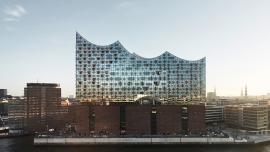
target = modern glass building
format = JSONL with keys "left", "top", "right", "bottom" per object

{"left": 76, "top": 33, "right": 206, "bottom": 103}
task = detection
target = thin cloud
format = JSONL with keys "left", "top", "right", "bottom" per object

{"left": 4, "top": 26, "right": 15, "bottom": 32}
{"left": 3, "top": 5, "right": 27, "bottom": 22}
{"left": 3, "top": 17, "right": 19, "bottom": 22}
{"left": 115, "top": 1, "right": 143, "bottom": 17}
{"left": 116, "top": 1, "right": 134, "bottom": 9}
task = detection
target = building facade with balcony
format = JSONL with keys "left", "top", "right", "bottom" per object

{"left": 224, "top": 104, "right": 268, "bottom": 130}
{"left": 76, "top": 33, "right": 206, "bottom": 103}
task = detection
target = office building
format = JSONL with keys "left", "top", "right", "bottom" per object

{"left": 243, "top": 105, "right": 268, "bottom": 130}
{"left": 205, "top": 105, "right": 224, "bottom": 123}
{"left": 0, "top": 89, "right": 7, "bottom": 98}
{"left": 0, "top": 100, "right": 8, "bottom": 117}
{"left": 8, "top": 97, "right": 25, "bottom": 134}
{"left": 75, "top": 33, "right": 206, "bottom": 103}
{"left": 24, "top": 83, "right": 67, "bottom": 132}
{"left": 224, "top": 104, "right": 268, "bottom": 130}
{"left": 224, "top": 105, "right": 243, "bottom": 127}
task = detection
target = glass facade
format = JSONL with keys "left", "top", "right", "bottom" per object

{"left": 76, "top": 33, "right": 206, "bottom": 103}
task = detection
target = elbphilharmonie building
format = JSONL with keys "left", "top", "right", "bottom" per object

{"left": 76, "top": 33, "right": 206, "bottom": 103}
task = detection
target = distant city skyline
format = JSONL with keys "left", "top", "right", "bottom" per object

{"left": 1, "top": 0, "right": 270, "bottom": 97}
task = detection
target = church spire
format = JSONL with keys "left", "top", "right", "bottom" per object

{"left": 245, "top": 84, "right": 248, "bottom": 98}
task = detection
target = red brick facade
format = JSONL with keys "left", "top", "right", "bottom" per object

{"left": 68, "top": 105, "right": 90, "bottom": 135}
{"left": 187, "top": 105, "right": 206, "bottom": 132}
{"left": 125, "top": 105, "right": 151, "bottom": 135}
{"left": 93, "top": 105, "right": 120, "bottom": 135}
{"left": 33, "top": 103, "right": 206, "bottom": 136}
{"left": 156, "top": 105, "right": 182, "bottom": 135}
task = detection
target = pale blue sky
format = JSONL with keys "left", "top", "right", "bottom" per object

{"left": 1, "top": 0, "right": 270, "bottom": 97}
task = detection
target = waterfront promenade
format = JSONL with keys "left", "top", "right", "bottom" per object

{"left": 34, "top": 133, "right": 270, "bottom": 145}
{"left": 34, "top": 137, "right": 248, "bottom": 145}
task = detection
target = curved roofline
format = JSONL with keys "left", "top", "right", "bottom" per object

{"left": 76, "top": 32, "right": 206, "bottom": 62}
{"left": 76, "top": 32, "right": 119, "bottom": 47}
{"left": 133, "top": 51, "right": 205, "bottom": 62}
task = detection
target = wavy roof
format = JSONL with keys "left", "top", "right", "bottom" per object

{"left": 76, "top": 32, "right": 205, "bottom": 62}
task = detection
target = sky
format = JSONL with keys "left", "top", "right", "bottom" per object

{"left": 1, "top": 0, "right": 270, "bottom": 97}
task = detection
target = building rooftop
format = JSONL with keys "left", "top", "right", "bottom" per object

{"left": 26, "top": 83, "right": 60, "bottom": 87}
{"left": 76, "top": 32, "right": 206, "bottom": 62}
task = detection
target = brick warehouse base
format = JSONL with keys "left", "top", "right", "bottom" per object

{"left": 66, "top": 102, "right": 206, "bottom": 136}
